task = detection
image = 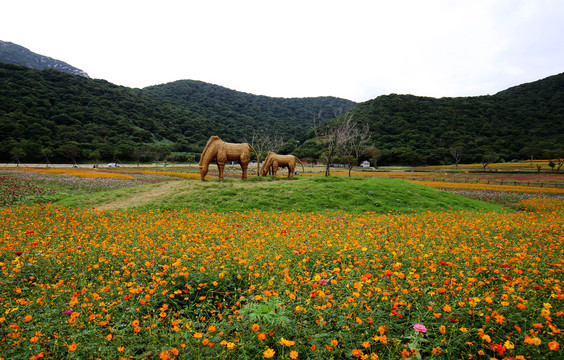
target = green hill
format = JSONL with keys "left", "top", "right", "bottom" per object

{"left": 345, "top": 74, "right": 564, "bottom": 165}
{"left": 59, "top": 176, "right": 505, "bottom": 213}
{"left": 1, "top": 58, "right": 563, "bottom": 166}
{"left": 0, "top": 63, "right": 355, "bottom": 163}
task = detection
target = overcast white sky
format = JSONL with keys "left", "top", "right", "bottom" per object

{"left": 2, "top": 0, "right": 564, "bottom": 102}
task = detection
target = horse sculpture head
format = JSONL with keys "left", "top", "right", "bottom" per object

{"left": 260, "top": 152, "right": 274, "bottom": 176}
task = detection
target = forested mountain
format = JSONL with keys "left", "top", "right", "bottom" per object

{"left": 0, "top": 63, "right": 355, "bottom": 163}
{"left": 0, "top": 40, "right": 89, "bottom": 78}
{"left": 1, "top": 55, "right": 563, "bottom": 166}
{"left": 297, "top": 73, "right": 563, "bottom": 165}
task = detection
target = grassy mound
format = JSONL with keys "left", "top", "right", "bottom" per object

{"left": 61, "top": 176, "right": 506, "bottom": 213}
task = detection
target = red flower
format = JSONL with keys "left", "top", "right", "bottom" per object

{"left": 489, "top": 343, "right": 506, "bottom": 356}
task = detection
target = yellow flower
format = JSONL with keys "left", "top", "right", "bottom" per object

{"left": 280, "top": 337, "right": 296, "bottom": 346}
{"left": 504, "top": 340, "right": 515, "bottom": 349}
{"left": 263, "top": 348, "right": 275, "bottom": 358}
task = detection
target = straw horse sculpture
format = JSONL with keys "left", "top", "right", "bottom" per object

{"left": 199, "top": 136, "right": 259, "bottom": 180}
{"left": 260, "top": 152, "right": 305, "bottom": 179}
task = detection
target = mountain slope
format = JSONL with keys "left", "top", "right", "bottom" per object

{"left": 0, "top": 63, "right": 355, "bottom": 163}
{"left": 0, "top": 40, "right": 89, "bottom": 78}
{"left": 344, "top": 73, "right": 564, "bottom": 165}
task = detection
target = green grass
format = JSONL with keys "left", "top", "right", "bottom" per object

{"left": 60, "top": 176, "right": 506, "bottom": 213}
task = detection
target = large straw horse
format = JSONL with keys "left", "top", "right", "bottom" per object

{"left": 198, "top": 136, "right": 259, "bottom": 180}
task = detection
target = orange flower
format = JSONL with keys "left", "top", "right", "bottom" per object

{"left": 352, "top": 349, "right": 363, "bottom": 357}
{"left": 362, "top": 341, "right": 370, "bottom": 348}
{"left": 290, "top": 350, "right": 299, "bottom": 359}
{"left": 208, "top": 325, "right": 217, "bottom": 332}
{"left": 193, "top": 332, "right": 203, "bottom": 338}
{"left": 258, "top": 333, "right": 266, "bottom": 341}
{"left": 280, "top": 337, "right": 296, "bottom": 346}
{"left": 548, "top": 341, "right": 560, "bottom": 350}
{"left": 439, "top": 325, "right": 446, "bottom": 334}
{"left": 24, "top": 315, "right": 32, "bottom": 321}
{"left": 252, "top": 323, "right": 260, "bottom": 332}
{"left": 263, "top": 348, "right": 275, "bottom": 358}
{"left": 106, "top": 334, "right": 113, "bottom": 341}
{"left": 68, "top": 343, "right": 78, "bottom": 352}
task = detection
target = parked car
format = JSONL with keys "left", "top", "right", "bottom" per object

{"left": 107, "top": 163, "right": 120, "bottom": 167}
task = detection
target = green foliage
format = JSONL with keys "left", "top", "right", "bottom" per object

{"left": 350, "top": 73, "right": 564, "bottom": 165}
{"left": 1, "top": 61, "right": 563, "bottom": 166}
{"left": 240, "top": 298, "right": 292, "bottom": 328}
{"left": 0, "top": 63, "right": 355, "bottom": 163}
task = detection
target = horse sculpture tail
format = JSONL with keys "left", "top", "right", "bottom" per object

{"left": 248, "top": 144, "right": 260, "bottom": 175}
{"left": 296, "top": 156, "right": 305, "bottom": 174}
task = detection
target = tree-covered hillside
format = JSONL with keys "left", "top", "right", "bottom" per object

{"left": 0, "top": 63, "right": 355, "bottom": 163}
{"left": 343, "top": 74, "right": 564, "bottom": 165}
{"left": 1, "top": 61, "right": 563, "bottom": 166}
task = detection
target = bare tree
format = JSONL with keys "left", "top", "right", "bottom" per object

{"left": 249, "top": 128, "right": 284, "bottom": 161}
{"left": 481, "top": 150, "right": 498, "bottom": 171}
{"left": 341, "top": 120, "right": 370, "bottom": 177}
{"left": 449, "top": 146, "right": 463, "bottom": 169}
{"left": 314, "top": 111, "right": 357, "bottom": 176}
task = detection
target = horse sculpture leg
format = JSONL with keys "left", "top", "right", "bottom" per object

{"left": 272, "top": 162, "right": 278, "bottom": 179}
{"left": 240, "top": 162, "right": 248, "bottom": 180}
{"left": 217, "top": 161, "right": 225, "bottom": 180}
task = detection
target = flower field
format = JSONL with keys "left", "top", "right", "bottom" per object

{"left": 0, "top": 167, "right": 563, "bottom": 359}
{"left": 1, "top": 202, "right": 562, "bottom": 359}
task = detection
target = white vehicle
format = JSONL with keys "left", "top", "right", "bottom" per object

{"left": 107, "top": 163, "right": 120, "bottom": 167}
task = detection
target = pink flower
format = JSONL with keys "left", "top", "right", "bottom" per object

{"left": 413, "top": 324, "right": 427, "bottom": 333}
{"left": 319, "top": 279, "right": 328, "bottom": 285}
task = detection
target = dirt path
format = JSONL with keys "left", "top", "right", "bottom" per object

{"left": 96, "top": 181, "right": 186, "bottom": 210}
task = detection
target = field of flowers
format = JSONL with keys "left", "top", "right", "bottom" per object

{"left": 0, "top": 167, "right": 563, "bottom": 359}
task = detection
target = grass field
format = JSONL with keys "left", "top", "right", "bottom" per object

{"left": 0, "top": 166, "right": 562, "bottom": 359}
